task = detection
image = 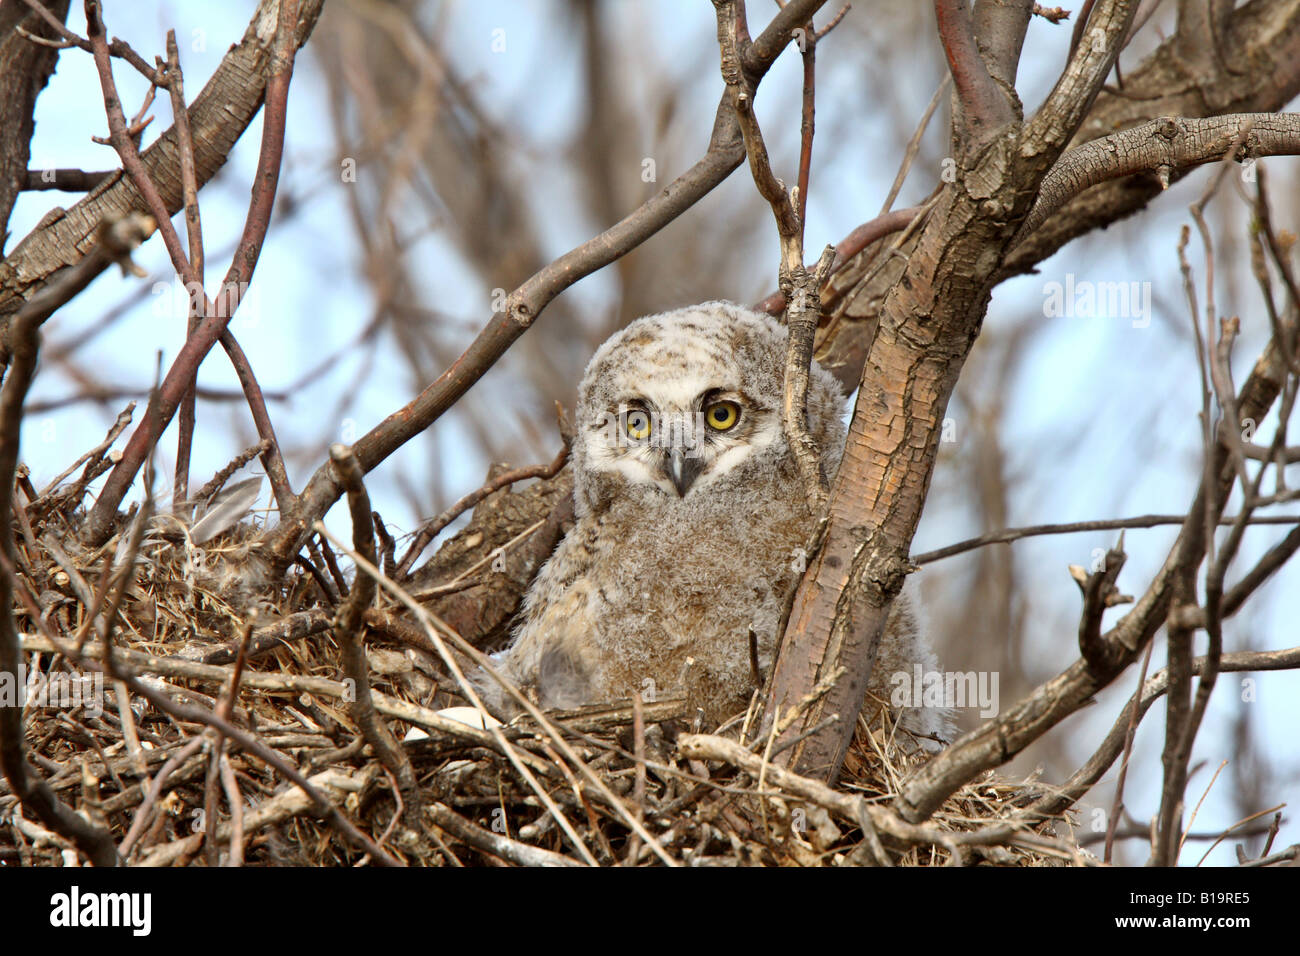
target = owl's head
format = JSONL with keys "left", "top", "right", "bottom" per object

{"left": 571, "top": 302, "right": 846, "bottom": 515}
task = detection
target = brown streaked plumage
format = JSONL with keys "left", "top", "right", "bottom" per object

{"left": 478, "top": 302, "right": 950, "bottom": 744}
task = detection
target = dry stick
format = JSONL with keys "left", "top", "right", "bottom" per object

{"left": 1084, "top": 821, "right": 1275, "bottom": 848}
{"left": 1245, "top": 203, "right": 1300, "bottom": 494}
{"left": 218, "top": 330, "right": 294, "bottom": 512}
{"left": 118, "top": 736, "right": 205, "bottom": 859}
{"left": 879, "top": 76, "right": 950, "bottom": 218}
{"left": 1255, "top": 168, "right": 1300, "bottom": 371}
{"left": 715, "top": 0, "right": 833, "bottom": 510}
{"left": 167, "top": 28, "right": 204, "bottom": 512}
{"left": 329, "top": 444, "right": 423, "bottom": 834}
{"left": 752, "top": 205, "right": 920, "bottom": 316}
{"left": 1196, "top": 805, "right": 1289, "bottom": 867}
{"left": 395, "top": 444, "right": 568, "bottom": 579}
{"left": 623, "top": 694, "right": 648, "bottom": 867}
{"left": 259, "top": 0, "right": 833, "bottom": 569}
{"left": 36, "top": 402, "right": 134, "bottom": 499}
{"left": 18, "top": 0, "right": 163, "bottom": 83}
{"left": 17, "top": 632, "right": 541, "bottom": 759}
{"left": 201, "top": 621, "right": 251, "bottom": 867}
{"left": 1023, "top": 646, "right": 1300, "bottom": 823}
{"left": 412, "top": 517, "right": 549, "bottom": 597}
{"left": 218, "top": 753, "right": 244, "bottom": 866}
{"left": 198, "top": 613, "right": 330, "bottom": 665}
{"left": 117, "top": 664, "right": 400, "bottom": 865}
{"left": 1155, "top": 151, "right": 1248, "bottom": 867}
{"left": 677, "top": 733, "right": 1090, "bottom": 865}
{"left": 1076, "top": 538, "right": 1129, "bottom": 672}
{"left": 425, "top": 802, "right": 581, "bottom": 868}
{"left": 1222, "top": 524, "right": 1300, "bottom": 620}
{"left": 794, "top": 13, "right": 817, "bottom": 239}
{"left": 1260, "top": 811, "right": 1283, "bottom": 859}
{"left": 373, "top": 511, "right": 396, "bottom": 578}
{"left": 317, "top": 526, "right": 601, "bottom": 867}
{"left": 898, "top": 280, "right": 1292, "bottom": 824}
{"left": 82, "top": 0, "right": 301, "bottom": 546}
{"left": 1103, "top": 639, "right": 1153, "bottom": 863}
{"left": 317, "top": 527, "right": 672, "bottom": 867}
{"left": 1247, "top": 209, "right": 1296, "bottom": 400}
{"left": 133, "top": 767, "right": 363, "bottom": 867}
{"left": 1181, "top": 759, "right": 1229, "bottom": 855}
{"left": 0, "top": 213, "right": 152, "bottom": 868}
{"left": 190, "top": 439, "right": 271, "bottom": 506}
{"left": 911, "top": 511, "right": 1300, "bottom": 564}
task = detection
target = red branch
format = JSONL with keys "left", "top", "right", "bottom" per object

{"left": 82, "top": 0, "right": 300, "bottom": 545}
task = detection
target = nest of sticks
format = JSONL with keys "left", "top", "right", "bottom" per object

{"left": 1, "top": 422, "right": 1090, "bottom": 867}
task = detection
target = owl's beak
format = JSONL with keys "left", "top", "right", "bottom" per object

{"left": 663, "top": 447, "right": 703, "bottom": 497}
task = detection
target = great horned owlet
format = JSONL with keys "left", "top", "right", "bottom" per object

{"left": 479, "top": 302, "right": 950, "bottom": 744}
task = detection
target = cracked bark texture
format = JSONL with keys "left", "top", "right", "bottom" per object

{"left": 765, "top": 0, "right": 1141, "bottom": 781}
{"left": 0, "top": 1, "right": 71, "bottom": 252}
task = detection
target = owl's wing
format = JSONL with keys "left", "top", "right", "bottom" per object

{"left": 477, "top": 523, "right": 603, "bottom": 715}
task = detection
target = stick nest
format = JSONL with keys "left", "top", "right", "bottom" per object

{"left": 1, "top": 448, "right": 1087, "bottom": 867}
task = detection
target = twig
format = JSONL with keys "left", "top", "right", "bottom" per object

{"left": 316, "top": 525, "right": 670, "bottom": 866}
{"left": 714, "top": 0, "right": 832, "bottom": 509}
{"left": 189, "top": 439, "right": 271, "bottom": 507}
{"left": 36, "top": 401, "right": 134, "bottom": 499}
{"left": 329, "top": 444, "right": 423, "bottom": 830}
{"left": 1023, "top": 645, "right": 1300, "bottom": 822}
{"left": 83, "top": 0, "right": 302, "bottom": 546}
{"left": 1103, "top": 640, "right": 1152, "bottom": 862}
{"left": 912, "top": 511, "right": 1300, "bottom": 565}
{"left": 395, "top": 445, "right": 568, "bottom": 579}
{"left": 118, "top": 736, "right": 205, "bottom": 859}
{"left": 167, "top": 28, "right": 205, "bottom": 512}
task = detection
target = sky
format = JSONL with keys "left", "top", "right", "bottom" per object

{"left": 8, "top": 0, "right": 1297, "bottom": 866}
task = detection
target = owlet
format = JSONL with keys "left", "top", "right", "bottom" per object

{"left": 478, "top": 302, "right": 950, "bottom": 745}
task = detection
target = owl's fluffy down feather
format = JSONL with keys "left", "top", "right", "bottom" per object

{"left": 478, "top": 303, "right": 950, "bottom": 744}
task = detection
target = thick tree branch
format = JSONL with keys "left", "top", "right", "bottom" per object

{"left": 935, "top": 0, "right": 1016, "bottom": 138}
{"left": 1018, "top": 112, "right": 1300, "bottom": 240}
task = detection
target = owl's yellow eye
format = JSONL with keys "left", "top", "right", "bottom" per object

{"left": 705, "top": 400, "right": 740, "bottom": 431}
{"left": 624, "top": 409, "right": 652, "bottom": 441}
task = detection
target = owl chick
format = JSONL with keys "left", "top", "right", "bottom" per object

{"left": 478, "top": 302, "right": 950, "bottom": 745}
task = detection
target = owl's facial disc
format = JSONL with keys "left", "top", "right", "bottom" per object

{"left": 585, "top": 385, "right": 769, "bottom": 499}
